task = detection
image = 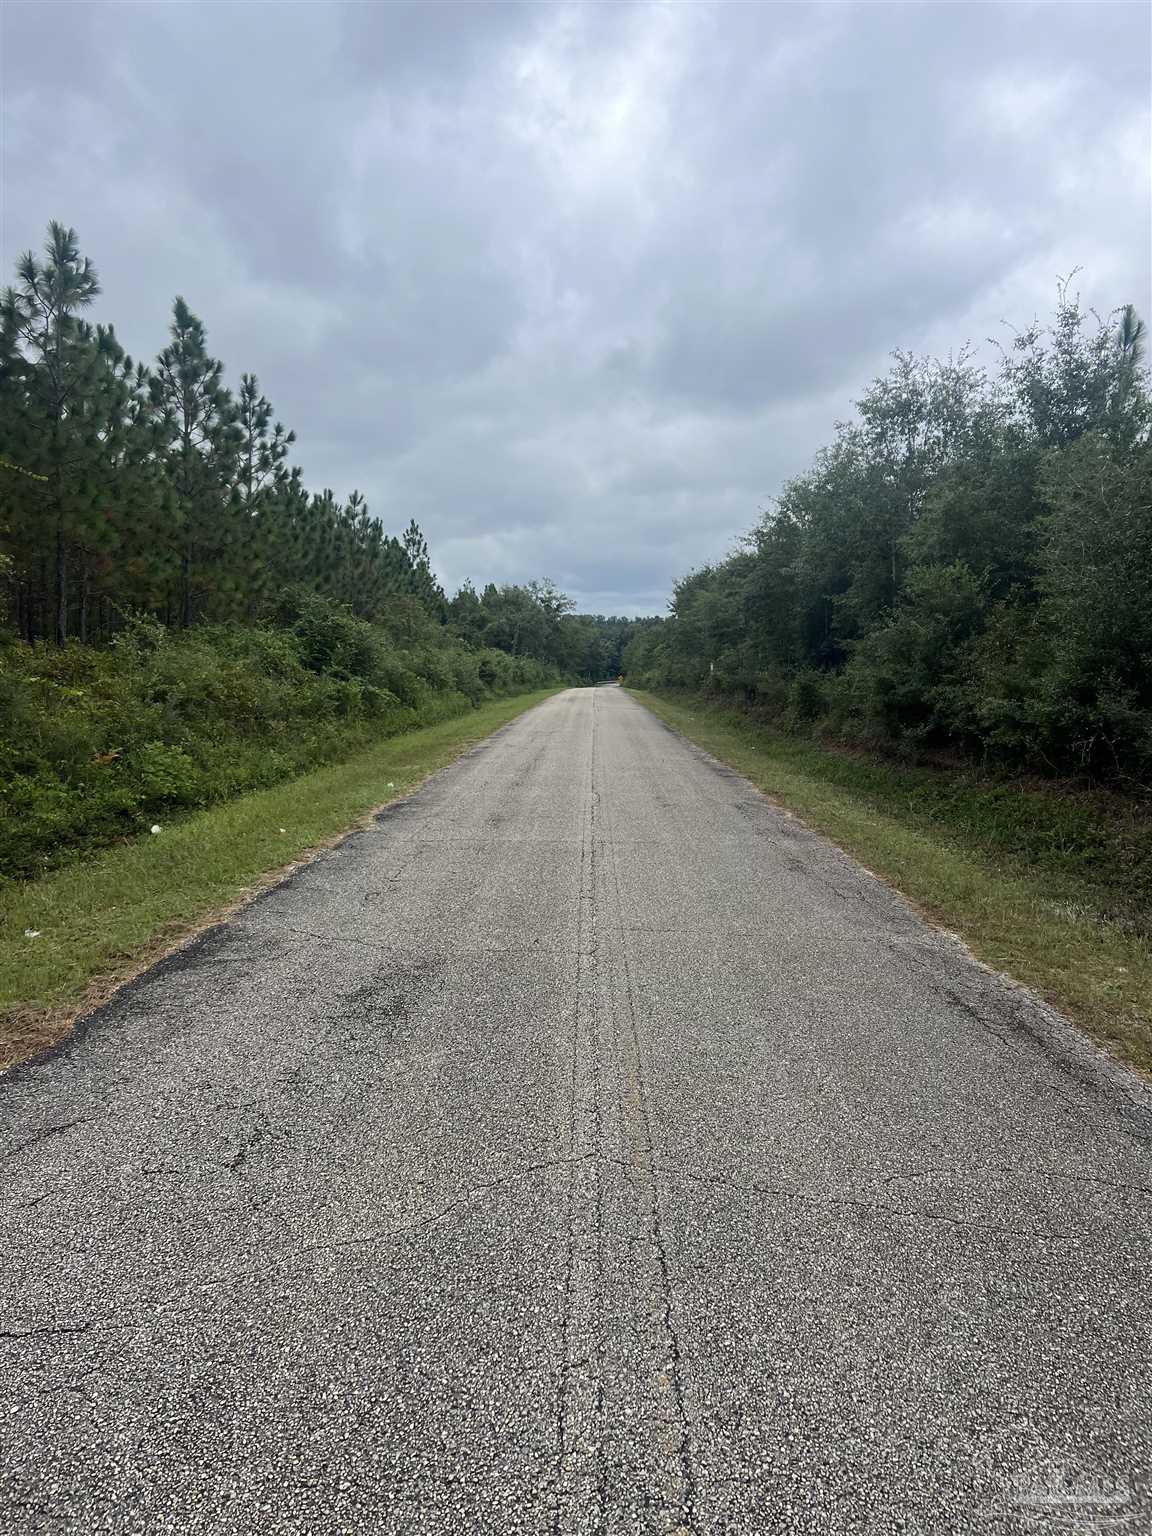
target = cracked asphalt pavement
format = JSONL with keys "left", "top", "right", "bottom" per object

{"left": 2, "top": 686, "right": 1151, "bottom": 1534}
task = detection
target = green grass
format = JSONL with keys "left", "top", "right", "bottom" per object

{"left": 630, "top": 689, "right": 1152, "bottom": 1076}
{"left": 0, "top": 689, "right": 558, "bottom": 1068}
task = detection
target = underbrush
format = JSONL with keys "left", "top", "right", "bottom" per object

{"left": 0, "top": 599, "right": 557, "bottom": 879}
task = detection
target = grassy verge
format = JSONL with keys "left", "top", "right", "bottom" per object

{"left": 629, "top": 689, "right": 1152, "bottom": 1076}
{"left": 0, "top": 689, "right": 558, "bottom": 1069}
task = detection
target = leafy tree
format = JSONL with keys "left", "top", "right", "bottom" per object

{"left": 1031, "top": 433, "right": 1152, "bottom": 775}
{"left": 999, "top": 281, "right": 1150, "bottom": 449}
{"left": 634, "top": 282, "right": 1151, "bottom": 784}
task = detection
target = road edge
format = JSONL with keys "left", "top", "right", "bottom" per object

{"left": 0, "top": 692, "right": 559, "bottom": 1080}
{"left": 624, "top": 687, "right": 1152, "bottom": 1112}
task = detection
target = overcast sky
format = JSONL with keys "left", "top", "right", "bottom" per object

{"left": 3, "top": 1, "right": 1149, "bottom": 614}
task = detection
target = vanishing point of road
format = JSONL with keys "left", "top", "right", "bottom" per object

{"left": 2, "top": 687, "right": 1150, "bottom": 1534}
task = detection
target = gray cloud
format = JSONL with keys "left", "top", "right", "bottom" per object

{"left": 2, "top": 0, "right": 1148, "bottom": 614}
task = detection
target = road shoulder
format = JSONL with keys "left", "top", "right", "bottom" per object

{"left": 0, "top": 689, "right": 559, "bottom": 1072}
{"left": 627, "top": 688, "right": 1152, "bottom": 1080}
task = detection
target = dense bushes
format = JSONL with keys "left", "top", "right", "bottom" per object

{"left": 625, "top": 289, "right": 1152, "bottom": 786}
{"left": 0, "top": 603, "right": 556, "bottom": 879}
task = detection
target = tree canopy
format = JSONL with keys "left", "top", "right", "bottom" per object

{"left": 0, "top": 225, "right": 453, "bottom": 644}
{"left": 624, "top": 283, "right": 1152, "bottom": 783}
{"left": 0, "top": 222, "right": 641, "bottom": 680}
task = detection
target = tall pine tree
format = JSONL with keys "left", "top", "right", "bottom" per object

{"left": 149, "top": 298, "right": 241, "bottom": 625}
{"left": 0, "top": 223, "right": 102, "bottom": 640}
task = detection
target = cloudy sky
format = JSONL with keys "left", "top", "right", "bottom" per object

{"left": 2, "top": 1, "right": 1149, "bottom": 613}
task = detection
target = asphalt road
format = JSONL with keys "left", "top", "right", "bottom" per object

{"left": 2, "top": 686, "right": 1150, "bottom": 1535}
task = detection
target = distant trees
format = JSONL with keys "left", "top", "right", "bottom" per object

{"left": 564, "top": 612, "right": 640, "bottom": 681}
{"left": 445, "top": 580, "right": 637, "bottom": 680}
{"left": 625, "top": 284, "right": 1152, "bottom": 783}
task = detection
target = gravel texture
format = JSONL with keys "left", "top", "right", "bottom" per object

{"left": 1, "top": 685, "right": 1150, "bottom": 1534}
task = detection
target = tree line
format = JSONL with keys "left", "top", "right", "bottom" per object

{"left": 0, "top": 223, "right": 645, "bottom": 876}
{"left": 624, "top": 284, "right": 1151, "bottom": 783}
{"left": 447, "top": 582, "right": 638, "bottom": 681}
{"left": 0, "top": 221, "right": 636, "bottom": 678}
{"left": 0, "top": 224, "right": 445, "bottom": 644}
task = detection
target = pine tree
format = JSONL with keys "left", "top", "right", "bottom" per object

{"left": 234, "top": 373, "right": 294, "bottom": 511}
{"left": 0, "top": 222, "right": 102, "bottom": 640}
{"left": 233, "top": 373, "right": 295, "bottom": 616}
{"left": 149, "top": 297, "right": 241, "bottom": 625}
{"left": 402, "top": 519, "right": 445, "bottom": 611}
{"left": 69, "top": 324, "right": 171, "bottom": 638}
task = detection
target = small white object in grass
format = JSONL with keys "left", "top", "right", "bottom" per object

{"left": 279, "top": 828, "right": 286, "bottom": 834}
{"left": 150, "top": 824, "right": 162, "bottom": 835}
{"left": 387, "top": 782, "right": 395, "bottom": 789}
{"left": 24, "top": 929, "right": 41, "bottom": 939}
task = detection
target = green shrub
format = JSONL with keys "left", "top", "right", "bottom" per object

{"left": 785, "top": 670, "right": 827, "bottom": 727}
{"left": 0, "top": 596, "right": 560, "bottom": 879}
{"left": 270, "top": 587, "right": 383, "bottom": 681}
{"left": 126, "top": 741, "right": 202, "bottom": 805}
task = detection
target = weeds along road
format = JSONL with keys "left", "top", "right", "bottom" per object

{"left": 2, "top": 686, "right": 1150, "bottom": 1535}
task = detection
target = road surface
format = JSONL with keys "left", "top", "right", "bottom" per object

{"left": 2, "top": 686, "right": 1150, "bottom": 1534}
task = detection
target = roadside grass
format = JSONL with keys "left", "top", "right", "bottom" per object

{"left": 629, "top": 689, "right": 1152, "bottom": 1076}
{"left": 0, "top": 689, "right": 558, "bottom": 1070}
